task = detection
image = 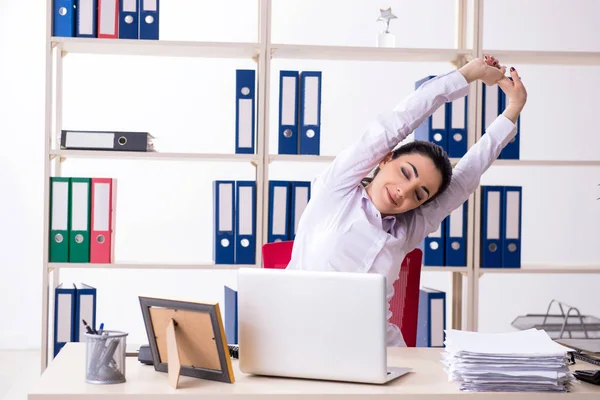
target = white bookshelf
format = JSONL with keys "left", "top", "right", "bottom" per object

{"left": 47, "top": 262, "right": 257, "bottom": 271}
{"left": 40, "top": 0, "right": 600, "bottom": 371}
{"left": 50, "top": 149, "right": 259, "bottom": 163}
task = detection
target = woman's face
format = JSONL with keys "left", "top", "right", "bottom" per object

{"left": 366, "top": 152, "right": 443, "bottom": 215}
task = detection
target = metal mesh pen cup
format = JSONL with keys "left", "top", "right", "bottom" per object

{"left": 85, "top": 330, "right": 128, "bottom": 384}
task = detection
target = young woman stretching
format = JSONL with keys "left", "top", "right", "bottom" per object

{"left": 285, "top": 55, "right": 527, "bottom": 346}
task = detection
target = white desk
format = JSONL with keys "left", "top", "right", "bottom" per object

{"left": 29, "top": 343, "right": 600, "bottom": 399}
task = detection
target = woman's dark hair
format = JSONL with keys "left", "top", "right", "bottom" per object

{"left": 361, "top": 140, "right": 453, "bottom": 205}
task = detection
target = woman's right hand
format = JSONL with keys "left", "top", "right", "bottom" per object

{"left": 499, "top": 67, "right": 527, "bottom": 124}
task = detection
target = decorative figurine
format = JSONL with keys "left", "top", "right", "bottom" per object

{"left": 376, "top": 7, "right": 397, "bottom": 48}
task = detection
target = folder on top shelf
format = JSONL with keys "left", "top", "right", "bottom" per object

{"left": 481, "top": 186, "right": 504, "bottom": 268}
{"left": 448, "top": 95, "right": 467, "bottom": 158}
{"left": 69, "top": 178, "right": 91, "bottom": 263}
{"left": 75, "top": 0, "right": 98, "bottom": 37}
{"left": 299, "top": 71, "right": 322, "bottom": 155}
{"left": 499, "top": 79, "right": 521, "bottom": 160}
{"left": 235, "top": 69, "right": 256, "bottom": 154}
{"left": 414, "top": 76, "right": 447, "bottom": 152}
{"left": 502, "top": 186, "right": 522, "bottom": 268}
{"left": 50, "top": 177, "right": 71, "bottom": 263}
{"left": 423, "top": 219, "right": 445, "bottom": 266}
{"left": 278, "top": 70, "right": 300, "bottom": 155}
{"left": 90, "top": 178, "right": 116, "bottom": 263}
{"left": 416, "top": 287, "right": 446, "bottom": 348}
{"left": 98, "top": 0, "right": 119, "bottom": 38}
{"left": 140, "top": 0, "right": 159, "bottom": 40}
{"left": 235, "top": 181, "right": 256, "bottom": 265}
{"left": 119, "top": 0, "right": 140, "bottom": 39}
{"left": 268, "top": 181, "right": 291, "bottom": 243}
{"left": 61, "top": 130, "right": 155, "bottom": 152}
{"left": 224, "top": 286, "right": 238, "bottom": 344}
{"left": 74, "top": 283, "right": 97, "bottom": 342}
{"left": 289, "top": 181, "right": 311, "bottom": 240}
{"left": 54, "top": 283, "right": 76, "bottom": 357}
{"left": 53, "top": 0, "right": 76, "bottom": 37}
{"left": 482, "top": 83, "right": 502, "bottom": 136}
{"left": 213, "top": 181, "right": 235, "bottom": 264}
{"left": 445, "top": 201, "right": 467, "bottom": 266}
{"left": 482, "top": 82, "right": 520, "bottom": 159}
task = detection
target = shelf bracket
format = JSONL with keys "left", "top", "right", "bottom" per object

{"left": 61, "top": 50, "right": 68, "bottom": 58}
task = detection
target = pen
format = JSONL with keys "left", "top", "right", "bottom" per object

{"left": 82, "top": 319, "right": 97, "bottom": 335}
{"left": 99, "top": 323, "right": 104, "bottom": 334}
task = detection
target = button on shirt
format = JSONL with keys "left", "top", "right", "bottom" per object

{"left": 286, "top": 70, "right": 518, "bottom": 347}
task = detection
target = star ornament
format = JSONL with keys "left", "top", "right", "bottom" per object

{"left": 377, "top": 7, "right": 397, "bottom": 23}
{"left": 377, "top": 7, "right": 397, "bottom": 33}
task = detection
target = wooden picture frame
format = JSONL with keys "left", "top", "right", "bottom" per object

{"left": 139, "top": 296, "right": 235, "bottom": 387}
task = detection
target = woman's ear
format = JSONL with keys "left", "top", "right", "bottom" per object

{"left": 378, "top": 152, "right": 394, "bottom": 169}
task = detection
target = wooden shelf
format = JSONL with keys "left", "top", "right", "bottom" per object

{"left": 50, "top": 149, "right": 258, "bottom": 163}
{"left": 422, "top": 266, "right": 468, "bottom": 273}
{"left": 269, "top": 154, "right": 336, "bottom": 162}
{"left": 270, "top": 44, "right": 472, "bottom": 63}
{"left": 47, "top": 262, "right": 467, "bottom": 273}
{"left": 492, "top": 159, "right": 600, "bottom": 167}
{"left": 51, "top": 37, "right": 259, "bottom": 59}
{"left": 47, "top": 262, "right": 259, "bottom": 271}
{"left": 479, "top": 264, "right": 600, "bottom": 274}
{"left": 483, "top": 49, "right": 600, "bottom": 66}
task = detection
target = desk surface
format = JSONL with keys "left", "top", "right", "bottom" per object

{"left": 29, "top": 343, "right": 600, "bottom": 400}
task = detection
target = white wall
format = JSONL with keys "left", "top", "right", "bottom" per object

{"left": 1, "top": 0, "right": 600, "bottom": 350}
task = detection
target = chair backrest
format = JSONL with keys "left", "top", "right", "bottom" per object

{"left": 261, "top": 240, "right": 295, "bottom": 269}
{"left": 388, "top": 248, "right": 422, "bottom": 348}
{"left": 260, "top": 241, "right": 422, "bottom": 347}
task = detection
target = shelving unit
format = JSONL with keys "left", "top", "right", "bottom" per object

{"left": 40, "top": 0, "right": 600, "bottom": 372}
{"left": 469, "top": 1, "right": 600, "bottom": 332}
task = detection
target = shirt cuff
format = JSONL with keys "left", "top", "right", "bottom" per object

{"left": 486, "top": 113, "right": 518, "bottom": 147}
{"left": 446, "top": 69, "right": 470, "bottom": 91}
{"left": 433, "top": 69, "right": 470, "bottom": 101}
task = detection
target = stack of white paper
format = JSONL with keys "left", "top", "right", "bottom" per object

{"left": 443, "top": 328, "right": 575, "bottom": 392}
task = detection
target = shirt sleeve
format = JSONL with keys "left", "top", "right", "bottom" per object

{"left": 314, "top": 70, "right": 470, "bottom": 195}
{"left": 404, "top": 113, "right": 518, "bottom": 250}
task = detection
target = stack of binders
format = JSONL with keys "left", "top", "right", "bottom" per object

{"left": 482, "top": 82, "right": 521, "bottom": 159}
{"left": 422, "top": 200, "right": 468, "bottom": 267}
{"left": 53, "top": 282, "right": 97, "bottom": 357}
{"left": 212, "top": 180, "right": 257, "bottom": 265}
{"left": 52, "top": 0, "right": 160, "bottom": 40}
{"left": 267, "top": 180, "right": 312, "bottom": 243}
{"left": 480, "top": 185, "right": 522, "bottom": 269}
{"left": 49, "top": 177, "right": 117, "bottom": 264}
{"left": 277, "top": 70, "right": 322, "bottom": 155}
{"left": 414, "top": 75, "right": 468, "bottom": 159}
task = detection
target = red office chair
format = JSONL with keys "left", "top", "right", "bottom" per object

{"left": 388, "top": 248, "right": 422, "bottom": 347}
{"left": 262, "top": 240, "right": 295, "bottom": 269}
{"left": 261, "top": 241, "right": 423, "bottom": 347}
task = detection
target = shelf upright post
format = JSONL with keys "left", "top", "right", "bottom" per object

{"left": 469, "top": 0, "right": 485, "bottom": 332}
{"left": 41, "top": 0, "right": 54, "bottom": 372}
{"left": 449, "top": 0, "right": 470, "bottom": 331}
{"left": 257, "top": 0, "right": 273, "bottom": 262}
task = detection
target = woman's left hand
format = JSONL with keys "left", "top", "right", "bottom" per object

{"left": 459, "top": 56, "right": 505, "bottom": 85}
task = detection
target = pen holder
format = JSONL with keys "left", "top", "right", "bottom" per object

{"left": 85, "top": 330, "right": 128, "bottom": 384}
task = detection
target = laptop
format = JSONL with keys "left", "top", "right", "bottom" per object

{"left": 237, "top": 267, "right": 412, "bottom": 384}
